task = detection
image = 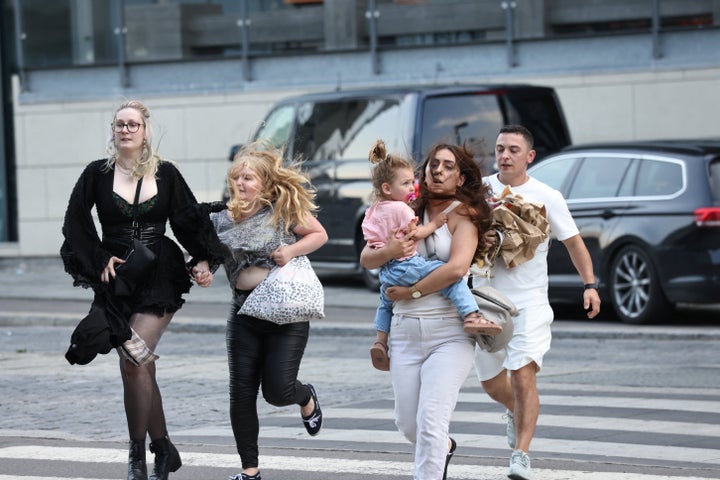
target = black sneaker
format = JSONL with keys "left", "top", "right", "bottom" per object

{"left": 228, "top": 472, "right": 261, "bottom": 480}
{"left": 301, "top": 383, "right": 322, "bottom": 436}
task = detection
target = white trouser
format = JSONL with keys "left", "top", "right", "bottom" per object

{"left": 390, "top": 314, "right": 475, "bottom": 480}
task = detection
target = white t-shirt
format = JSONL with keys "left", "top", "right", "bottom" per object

{"left": 474, "top": 174, "right": 579, "bottom": 309}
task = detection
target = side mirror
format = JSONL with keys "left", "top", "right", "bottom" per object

{"left": 228, "top": 144, "right": 242, "bottom": 162}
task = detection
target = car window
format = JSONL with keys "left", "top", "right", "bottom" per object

{"left": 710, "top": 159, "right": 720, "bottom": 201}
{"left": 635, "top": 159, "right": 683, "bottom": 196}
{"left": 293, "top": 99, "right": 402, "bottom": 162}
{"left": 504, "top": 89, "right": 571, "bottom": 160}
{"left": 568, "top": 156, "right": 631, "bottom": 199}
{"left": 420, "top": 94, "right": 503, "bottom": 161}
{"left": 255, "top": 104, "right": 295, "bottom": 150}
{"left": 617, "top": 158, "right": 640, "bottom": 197}
{"left": 529, "top": 156, "right": 577, "bottom": 192}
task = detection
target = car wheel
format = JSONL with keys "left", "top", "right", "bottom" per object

{"left": 608, "top": 245, "right": 671, "bottom": 324}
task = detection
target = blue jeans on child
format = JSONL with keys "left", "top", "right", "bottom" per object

{"left": 373, "top": 254, "right": 478, "bottom": 333}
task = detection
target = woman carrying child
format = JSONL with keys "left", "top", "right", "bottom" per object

{"left": 362, "top": 139, "right": 501, "bottom": 371}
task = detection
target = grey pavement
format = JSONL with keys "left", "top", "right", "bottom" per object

{"left": 2, "top": 257, "right": 720, "bottom": 479}
{"left": 1, "top": 256, "right": 719, "bottom": 340}
{"left": 0, "top": 256, "right": 378, "bottom": 332}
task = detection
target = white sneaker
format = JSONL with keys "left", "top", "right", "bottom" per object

{"left": 503, "top": 410, "right": 515, "bottom": 449}
{"left": 508, "top": 449, "right": 531, "bottom": 480}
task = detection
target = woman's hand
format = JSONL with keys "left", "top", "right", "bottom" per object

{"left": 100, "top": 256, "right": 125, "bottom": 283}
{"left": 387, "top": 229, "right": 416, "bottom": 259}
{"left": 191, "top": 260, "right": 213, "bottom": 287}
{"left": 270, "top": 245, "right": 294, "bottom": 267}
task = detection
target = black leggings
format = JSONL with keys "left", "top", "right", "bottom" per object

{"left": 227, "top": 293, "right": 312, "bottom": 469}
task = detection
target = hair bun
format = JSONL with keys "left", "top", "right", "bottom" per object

{"left": 368, "top": 139, "right": 387, "bottom": 165}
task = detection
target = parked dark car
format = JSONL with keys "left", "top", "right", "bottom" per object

{"left": 229, "top": 84, "right": 571, "bottom": 289}
{"left": 527, "top": 140, "right": 720, "bottom": 324}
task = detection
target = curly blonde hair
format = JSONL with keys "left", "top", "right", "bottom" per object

{"left": 226, "top": 139, "right": 318, "bottom": 231}
{"left": 104, "top": 100, "right": 162, "bottom": 180}
{"left": 368, "top": 139, "right": 415, "bottom": 202}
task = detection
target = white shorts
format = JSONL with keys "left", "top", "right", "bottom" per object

{"left": 473, "top": 303, "right": 554, "bottom": 382}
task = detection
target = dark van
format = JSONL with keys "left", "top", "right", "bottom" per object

{"left": 234, "top": 84, "right": 571, "bottom": 289}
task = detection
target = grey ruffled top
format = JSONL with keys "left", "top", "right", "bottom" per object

{"left": 210, "top": 205, "right": 298, "bottom": 290}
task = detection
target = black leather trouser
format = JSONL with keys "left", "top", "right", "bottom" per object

{"left": 227, "top": 291, "right": 311, "bottom": 469}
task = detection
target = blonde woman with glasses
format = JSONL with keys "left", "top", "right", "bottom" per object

{"left": 61, "top": 100, "right": 224, "bottom": 480}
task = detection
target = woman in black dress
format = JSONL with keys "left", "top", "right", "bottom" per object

{"left": 61, "top": 100, "right": 222, "bottom": 480}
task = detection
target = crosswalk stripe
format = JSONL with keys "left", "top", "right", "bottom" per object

{"left": 3, "top": 382, "right": 717, "bottom": 479}
{"left": 167, "top": 424, "right": 720, "bottom": 466}
{"left": 0, "top": 446, "right": 714, "bottom": 480}
{"left": 265, "top": 406, "right": 720, "bottom": 437}
{"left": 0, "top": 477, "right": 103, "bottom": 480}
{"left": 458, "top": 392, "right": 719, "bottom": 413}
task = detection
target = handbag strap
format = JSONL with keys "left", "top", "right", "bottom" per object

{"left": 424, "top": 200, "right": 462, "bottom": 260}
{"left": 130, "top": 177, "right": 144, "bottom": 240}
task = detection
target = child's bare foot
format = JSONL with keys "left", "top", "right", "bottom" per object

{"left": 369, "top": 341, "right": 390, "bottom": 371}
{"left": 463, "top": 312, "right": 502, "bottom": 336}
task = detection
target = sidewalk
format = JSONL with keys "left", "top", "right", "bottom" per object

{"left": 2, "top": 256, "right": 719, "bottom": 340}
{"left": 0, "top": 256, "right": 377, "bottom": 308}
{"left": 0, "top": 256, "right": 378, "bottom": 335}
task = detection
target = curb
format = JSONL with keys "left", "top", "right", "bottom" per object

{"left": 2, "top": 312, "right": 720, "bottom": 341}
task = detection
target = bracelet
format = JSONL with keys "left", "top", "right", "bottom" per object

{"left": 584, "top": 283, "right": 598, "bottom": 290}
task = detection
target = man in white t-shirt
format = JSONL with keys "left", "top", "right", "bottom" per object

{"left": 472, "top": 125, "right": 601, "bottom": 480}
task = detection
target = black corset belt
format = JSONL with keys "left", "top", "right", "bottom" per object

{"left": 103, "top": 222, "right": 166, "bottom": 247}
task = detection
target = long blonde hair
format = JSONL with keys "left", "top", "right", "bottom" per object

{"left": 226, "top": 139, "right": 318, "bottom": 231}
{"left": 104, "top": 100, "right": 161, "bottom": 180}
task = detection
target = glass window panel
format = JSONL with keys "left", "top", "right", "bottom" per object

{"left": 420, "top": 94, "right": 502, "bottom": 161}
{"left": 20, "top": 0, "right": 72, "bottom": 67}
{"left": 293, "top": 99, "right": 402, "bottom": 162}
{"left": 617, "top": 158, "right": 639, "bottom": 197}
{"left": 710, "top": 160, "right": 720, "bottom": 202}
{"left": 339, "top": 99, "right": 402, "bottom": 160}
{"left": 635, "top": 159, "right": 683, "bottom": 196}
{"left": 255, "top": 104, "right": 296, "bottom": 151}
{"left": 568, "top": 156, "right": 631, "bottom": 199}
{"left": 19, "top": 0, "right": 117, "bottom": 67}
{"left": 529, "top": 157, "right": 577, "bottom": 193}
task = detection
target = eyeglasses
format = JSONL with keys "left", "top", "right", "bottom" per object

{"left": 112, "top": 122, "right": 145, "bottom": 133}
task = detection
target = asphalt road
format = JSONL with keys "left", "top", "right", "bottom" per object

{"left": 1, "top": 258, "right": 719, "bottom": 479}
{"left": 1, "top": 322, "right": 719, "bottom": 479}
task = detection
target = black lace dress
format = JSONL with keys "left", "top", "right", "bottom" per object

{"left": 61, "top": 159, "right": 224, "bottom": 363}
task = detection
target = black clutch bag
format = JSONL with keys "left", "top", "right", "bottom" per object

{"left": 117, "top": 237, "right": 157, "bottom": 282}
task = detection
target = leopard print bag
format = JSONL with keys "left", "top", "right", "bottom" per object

{"left": 239, "top": 255, "right": 325, "bottom": 324}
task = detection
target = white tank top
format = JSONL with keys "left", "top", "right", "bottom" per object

{"left": 393, "top": 201, "right": 463, "bottom": 318}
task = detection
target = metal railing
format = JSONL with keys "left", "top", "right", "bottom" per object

{"left": 8, "top": 0, "right": 717, "bottom": 91}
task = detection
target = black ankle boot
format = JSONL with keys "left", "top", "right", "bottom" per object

{"left": 128, "top": 439, "right": 148, "bottom": 480}
{"left": 148, "top": 435, "right": 182, "bottom": 480}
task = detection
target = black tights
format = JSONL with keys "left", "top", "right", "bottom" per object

{"left": 227, "top": 297, "right": 311, "bottom": 469}
{"left": 119, "top": 311, "right": 173, "bottom": 442}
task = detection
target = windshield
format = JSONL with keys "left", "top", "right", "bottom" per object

{"left": 419, "top": 93, "right": 501, "bottom": 171}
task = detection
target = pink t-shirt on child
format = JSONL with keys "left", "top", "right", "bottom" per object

{"left": 361, "top": 200, "right": 417, "bottom": 261}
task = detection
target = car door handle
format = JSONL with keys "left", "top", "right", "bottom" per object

{"left": 601, "top": 209, "right": 616, "bottom": 220}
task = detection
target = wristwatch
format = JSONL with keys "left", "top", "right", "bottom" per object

{"left": 410, "top": 285, "right": 422, "bottom": 299}
{"left": 584, "top": 283, "right": 598, "bottom": 290}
